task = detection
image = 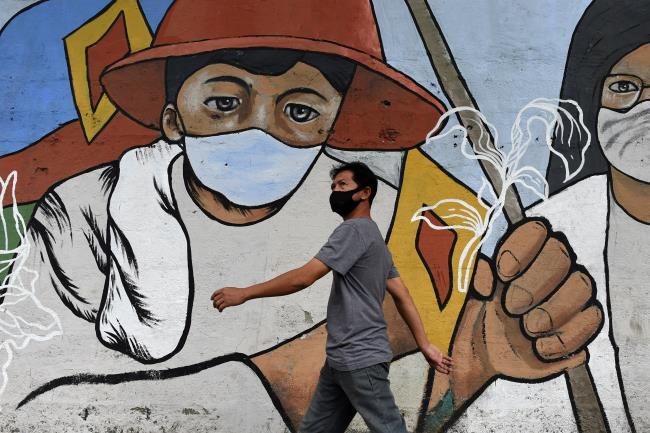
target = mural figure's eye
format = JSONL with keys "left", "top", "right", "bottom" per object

{"left": 285, "top": 103, "right": 320, "bottom": 123}
{"left": 609, "top": 80, "right": 640, "bottom": 94}
{"left": 204, "top": 97, "right": 241, "bottom": 112}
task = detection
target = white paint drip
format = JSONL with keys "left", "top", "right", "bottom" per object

{"left": 412, "top": 98, "right": 590, "bottom": 293}
{"left": 0, "top": 171, "right": 62, "bottom": 409}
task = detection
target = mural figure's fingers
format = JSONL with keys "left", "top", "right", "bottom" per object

{"left": 471, "top": 258, "right": 495, "bottom": 298}
{"left": 540, "top": 350, "right": 588, "bottom": 374}
{"left": 535, "top": 305, "right": 603, "bottom": 361}
{"left": 495, "top": 220, "right": 549, "bottom": 282}
{"left": 523, "top": 271, "right": 593, "bottom": 336}
{"left": 504, "top": 237, "right": 572, "bottom": 315}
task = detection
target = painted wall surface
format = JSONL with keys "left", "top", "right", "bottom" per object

{"left": 0, "top": 0, "right": 647, "bottom": 432}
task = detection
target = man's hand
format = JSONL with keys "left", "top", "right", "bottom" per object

{"left": 421, "top": 343, "right": 453, "bottom": 374}
{"left": 211, "top": 287, "right": 248, "bottom": 312}
{"left": 448, "top": 219, "right": 604, "bottom": 404}
{"left": 210, "top": 259, "right": 329, "bottom": 312}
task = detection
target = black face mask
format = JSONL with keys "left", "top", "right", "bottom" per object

{"left": 330, "top": 186, "right": 365, "bottom": 217}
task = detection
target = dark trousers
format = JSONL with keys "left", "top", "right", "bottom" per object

{"left": 298, "top": 362, "right": 408, "bottom": 433}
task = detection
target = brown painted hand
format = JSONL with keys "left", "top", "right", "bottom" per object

{"left": 449, "top": 219, "right": 603, "bottom": 403}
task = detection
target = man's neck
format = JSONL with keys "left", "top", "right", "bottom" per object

{"left": 343, "top": 205, "right": 372, "bottom": 221}
{"left": 611, "top": 167, "right": 650, "bottom": 223}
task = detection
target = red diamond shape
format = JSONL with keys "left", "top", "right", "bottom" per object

{"left": 86, "top": 12, "right": 130, "bottom": 110}
{"left": 415, "top": 208, "right": 457, "bottom": 311}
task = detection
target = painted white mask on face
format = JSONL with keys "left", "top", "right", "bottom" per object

{"left": 183, "top": 129, "right": 321, "bottom": 207}
{"left": 597, "top": 100, "right": 650, "bottom": 182}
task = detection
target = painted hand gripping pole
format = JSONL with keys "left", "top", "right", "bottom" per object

{"left": 405, "top": 1, "right": 606, "bottom": 431}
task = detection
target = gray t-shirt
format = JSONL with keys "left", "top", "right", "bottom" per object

{"left": 315, "top": 218, "right": 399, "bottom": 371}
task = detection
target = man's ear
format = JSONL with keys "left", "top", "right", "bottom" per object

{"left": 161, "top": 103, "right": 184, "bottom": 142}
{"left": 358, "top": 186, "right": 372, "bottom": 201}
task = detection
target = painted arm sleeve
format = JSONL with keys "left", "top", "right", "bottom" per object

{"left": 97, "top": 144, "right": 189, "bottom": 363}
{"left": 25, "top": 165, "right": 117, "bottom": 323}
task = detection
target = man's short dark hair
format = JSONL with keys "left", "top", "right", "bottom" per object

{"left": 330, "top": 162, "right": 378, "bottom": 204}
{"left": 166, "top": 48, "right": 356, "bottom": 104}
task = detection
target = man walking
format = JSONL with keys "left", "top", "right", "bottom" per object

{"left": 212, "top": 161, "right": 453, "bottom": 433}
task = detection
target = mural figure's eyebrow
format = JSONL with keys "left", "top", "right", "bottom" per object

{"left": 203, "top": 76, "right": 251, "bottom": 94}
{"left": 276, "top": 87, "right": 327, "bottom": 103}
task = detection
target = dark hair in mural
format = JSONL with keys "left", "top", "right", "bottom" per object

{"left": 330, "top": 161, "right": 378, "bottom": 204}
{"left": 165, "top": 48, "right": 357, "bottom": 104}
{"left": 547, "top": 0, "right": 650, "bottom": 194}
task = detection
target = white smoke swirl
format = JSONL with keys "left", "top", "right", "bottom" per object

{"left": 412, "top": 98, "right": 590, "bottom": 292}
{"left": 0, "top": 171, "right": 62, "bottom": 409}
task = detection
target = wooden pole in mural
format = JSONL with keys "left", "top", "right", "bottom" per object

{"left": 403, "top": 0, "right": 607, "bottom": 432}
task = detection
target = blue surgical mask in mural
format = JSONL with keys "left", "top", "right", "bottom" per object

{"left": 182, "top": 129, "right": 321, "bottom": 206}
{"left": 598, "top": 100, "right": 650, "bottom": 183}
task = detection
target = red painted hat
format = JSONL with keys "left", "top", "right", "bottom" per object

{"left": 101, "top": 0, "right": 446, "bottom": 150}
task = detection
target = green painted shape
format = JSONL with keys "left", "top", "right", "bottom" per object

{"left": 1, "top": 203, "right": 36, "bottom": 285}
{"left": 420, "top": 389, "right": 454, "bottom": 432}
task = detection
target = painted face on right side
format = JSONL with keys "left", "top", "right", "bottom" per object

{"left": 601, "top": 43, "right": 650, "bottom": 112}
{"left": 597, "top": 43, "right": 650, "bottom": 183}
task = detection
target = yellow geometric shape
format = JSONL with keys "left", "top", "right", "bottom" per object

{"left": 387, "top": 148, "right": 486, "bottom": 351}
{"left": 65, "top": 0, "right": 152, "bottom": 142}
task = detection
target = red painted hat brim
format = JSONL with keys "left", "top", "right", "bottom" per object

{"left": 101, "top": 36, "right": 447, "bottom": 151}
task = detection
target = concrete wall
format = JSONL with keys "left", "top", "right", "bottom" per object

{"left": 0, "top": 0, "right": 647, "bottom": 432}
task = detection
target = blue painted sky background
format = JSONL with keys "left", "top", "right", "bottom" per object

{"left": 0, "top": 0, "right": 172, "bottom": 156}
{"left": 373, "top": 0, "right": 593, "bottom": 200}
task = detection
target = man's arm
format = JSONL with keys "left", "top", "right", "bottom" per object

{"left": 212, "top": 258, "right": 330, "bottom": 311}
{"left": 386, "top": 277, "right": 453, "bottom": 374}
{"left": 213, "top": 222, "right": 365, "bottom": 311}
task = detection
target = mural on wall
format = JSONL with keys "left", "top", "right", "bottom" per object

{"left": 541, "top": 1, "right": 650, "bottom": 431}
{"left": 0, "top": 0, "right": 647, "bottom": 432}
